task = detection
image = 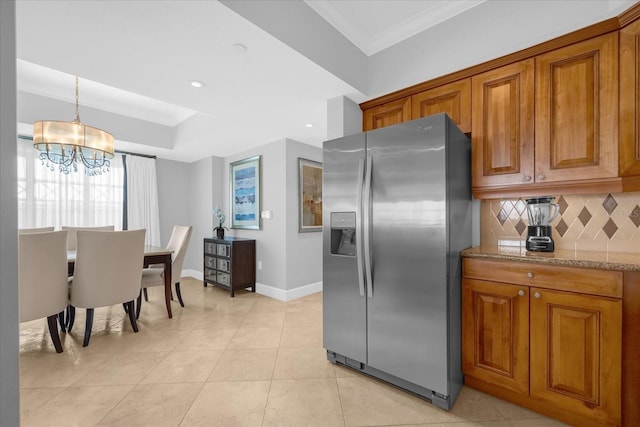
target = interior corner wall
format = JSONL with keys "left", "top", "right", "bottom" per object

{"left": 155, "top": 157, "right": 191, "bottom": 248}
{"left": 285, "top": 139, "right": 322, "bottom": 291}
{"left": 224, "top": 140, "right": 287, "bottom": 292}
{"left": 0, "top": 1, "right": 20, "bottom": 425}
{"left": 184, "top": 157, "right": 214, "bottom": 272}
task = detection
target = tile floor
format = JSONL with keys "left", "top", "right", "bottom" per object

{"left": 19, "top": 277, "right": 568, "bottom": 426}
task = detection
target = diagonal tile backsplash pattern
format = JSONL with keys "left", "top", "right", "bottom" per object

{"left": 481, "top": 191, "right": 640, "bottom": 253}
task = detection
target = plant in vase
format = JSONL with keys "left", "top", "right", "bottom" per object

{"left": 213, "top": 207, "right": 228, "bottom": 238}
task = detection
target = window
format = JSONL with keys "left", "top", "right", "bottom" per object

{"left": 17, "top": 137, "right": 124, "bottom": 230}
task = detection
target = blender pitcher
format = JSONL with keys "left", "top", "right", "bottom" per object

{"left": 525, "top": 196, "right": 559, "bottom": 252}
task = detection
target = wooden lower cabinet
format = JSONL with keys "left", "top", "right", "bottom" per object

{"left": 462, "top": 258, "right": 626, "bottom": 426}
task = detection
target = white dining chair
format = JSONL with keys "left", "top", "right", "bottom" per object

{"left": 137, "top": 225, "right": 192, "bottom": 318}
{"left": 61, "top": 225, "right": 115, "bottom": 251}
{"left": 18, "top": 226, "right": 55, "bottom": 234}
{"left": 67, "top": 229, "right": 145, "bottom": 347}
{"left": 19, "top": 230, "right": 68, "bottom": 353}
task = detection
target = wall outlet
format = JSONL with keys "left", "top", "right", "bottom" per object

{"left": 258, "top": 261, "right": 262, "bottom": 270}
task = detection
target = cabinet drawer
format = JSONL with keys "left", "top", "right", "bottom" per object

{"left": 205, "top": 256, "right": 216, "bottom": 269}
{"left": 205, "top": 241, "right": 215, "bottom": 255}
{"left": 204, "top": 268, "right": 216, "bottom": 282}
{"left": 217, "top": 244, "right": 230, "bottom": 257}
{"left": 463, "top": 258, "right": 623, "bottom": 298}
{"left": 217, "top": 272, "right": 230, "bottom": 286}
{"left": 217, "top": 258, "right": 230, "bottom": 272}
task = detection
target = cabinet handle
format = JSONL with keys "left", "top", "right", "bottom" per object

{"left": 537, "top": 174, "right": 546, "bottom": 181}
{"left": 518, "top": 290, "right": 525, "bottom": 297}
{"left": 527, "top": 272, "right": 534, "bottom": 279}
{"left": 523, "top": 175, "right": 532, "bottom": 182}
{"left": 534, "top": 292, "right": 541, "bottom": 298}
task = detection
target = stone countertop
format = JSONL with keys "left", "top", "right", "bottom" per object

{"left": 462, "top": 245, "right": 640, "bottom": 272}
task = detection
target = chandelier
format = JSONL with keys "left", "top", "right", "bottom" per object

{"left": 33, "top": 76, "right": 114, "bottom": 176}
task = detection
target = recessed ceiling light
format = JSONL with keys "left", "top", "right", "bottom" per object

{"left": 190, "top": 80, "right": 205, "bottom": 88}
{"left": 233, "top": 43, "right": 248, "bottom": 53}
{"left": 305, "top": 123, "right": 313, "bottom": 128}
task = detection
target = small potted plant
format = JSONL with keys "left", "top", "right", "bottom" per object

{"left": 213, "top": 207, "right": 228, "bottom": 239}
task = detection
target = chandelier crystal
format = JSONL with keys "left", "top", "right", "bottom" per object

{"left": 33, "top": 77, "right": 114, "bottom": 176}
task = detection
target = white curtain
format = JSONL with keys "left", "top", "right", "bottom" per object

{"left": 125, "top": 155, "right": 161, "bottom": 246}
{"left": 17, "top": 138, "right": 124, "bottom": 229}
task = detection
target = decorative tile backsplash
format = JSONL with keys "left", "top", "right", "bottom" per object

{"left": 481, "top": 191, "right": 640, "bottom": 254}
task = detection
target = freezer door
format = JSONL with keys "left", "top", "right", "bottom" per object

{"left": 323, "top": 133, "right": 367, "bottom": 363}
{"left": 366, "top": 115, "right": 450, "bottom": 395}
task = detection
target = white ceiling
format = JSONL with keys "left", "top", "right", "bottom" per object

{"left": 14, "top": 0, "right": 634, "bottom": 162}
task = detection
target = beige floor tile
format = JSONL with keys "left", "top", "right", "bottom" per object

{"left": 334, "top": 363, "right": 359, "bottom": 378}
{"left": 19, "top": 352, "right": 103, "bottom": 388}
{"left": 337, "top": 376, "right": 426, "bottom": 426}
{"left": 141, "top": 350, "right": 223, "bottom": 384}
{"left": 97, "top": 382, "right": 202, "bottom": 427}
{"left": 263, "top": 378, "right": 344, "bottom": 427}
{"left": 207, "top": 348, "right": 278, "bottom": 381}
{"left": 428, "top": 422, "right": 511, "bottom": 427}
{"left": 19, "top": 384, "right": 134, "bottom": 427}
{"left": 419, "top": 386, "right": 506, "bottom": 423}
{"left": 181, "top": 381, "right": 270, "bottom": 427}
{"left": 241, "top": 311, "right": 285, "bottom": 329}
{"left": 20, "top": 387, "right": 65, "bottom": 416}
{"left": 484, "top": 393, "right": 546, "bottom": 420}
{"left": 250, "top": 297, "right": 287, "bottom": 313}
{"left": 509, "top": 420, "right": 571, "bottom": 426}
{"left": 227, "top": 327, "right": 282, "bottom": 349}
{"left": 71, "top": 352, "right": 166, "bottom": 386}
{"left": 280, "top": 325, "right": 323, "bottom": 348}
{"left": 198, "top": 312, "right": 248, "bottom": 329}
{"left": 179, "top": 327, "right": 237, "bottom": 351}
{"left": 272, "top": 347, "right": 335, "bottom": 379}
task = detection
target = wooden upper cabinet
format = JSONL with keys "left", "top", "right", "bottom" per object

{"left": 411, "top": 79, "right": 471, "bottom": 133}
{"left": 535, "top": 33, "right": 619, "bottom": 183}
{"left": 363, "top": 97, "right": 411, "bottom": 131}
{"left": 530, "top": 288, "right": 622, "bottom": 426}
{"left": 620, "top": 19, "right": 640, "bottom": 177}
{"left": 462, "top": 278, "right": 529, "bottom": 395}
{"left": 471, "top": 59, "right": 535, "bottom": 189}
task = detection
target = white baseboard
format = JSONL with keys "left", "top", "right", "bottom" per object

{"left": 183, "top": 269, "right": 203, "bottom": 281}
{"left": 257, "top": 281, "right": 323, "bottom": 302}
{"left": 182, "top": 270, "right": 322, "bottom": 302}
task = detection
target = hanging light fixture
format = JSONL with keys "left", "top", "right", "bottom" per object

{"left": 33, "top": 76, "right": 114, "bottom": 176}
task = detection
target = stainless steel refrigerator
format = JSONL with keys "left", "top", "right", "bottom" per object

{"left": 323, "top": 113, "right": 471, "bottom": 410}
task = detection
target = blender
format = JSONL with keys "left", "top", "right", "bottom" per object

{"left": 525, "top": 196, "right": 560, "bottom": 252}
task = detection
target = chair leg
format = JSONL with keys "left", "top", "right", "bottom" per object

{"left": 46, "top": 315, "right": 63, "bottom": 353}
{"left": 136, "top": 290, "right": 142, "bottom": 320}
{"left": 83, "top": 308, "right": 94, "bottom": 347}
{"left": 126, "top": 301, "right": 139, "bottom": 333}
{"left": 58, "top": 311, "right": 66, "bottom": 333}
{"left": 122, "top": 302, "right": 129, "bottom": 314}
{"left": 143, "top": 288, "right": 148, "bottom": 302}
{"left": 67, "top": 305, "right": 76, "bottom": 332}
{"left": 175, "top": 282, "right": 184, "bottom": 307}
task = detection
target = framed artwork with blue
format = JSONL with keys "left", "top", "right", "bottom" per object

{"left": 229, "top": 155, "right": 261, "bottom": 230}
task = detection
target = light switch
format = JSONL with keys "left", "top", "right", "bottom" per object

{"left": 261, "top": 210, "right": 272, "bottom": 219}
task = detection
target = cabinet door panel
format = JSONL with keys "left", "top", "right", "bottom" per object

{"left": 411, "top": 79, "right": 471, "bottom": 132}
{"left": 535, "top": 33, "right": 618, "bottom": 182}
{"left": 531, "top": 288, "right": 621, "bottom": 426}
{"left": 363, "top": 97, "right": 411, "bottom": 131}
{"left": 620, "top": 19, "right": 640, "bottom": 176}
{"left": 462, "top": 278, "right": 529, "bottom": 395}
{"left": 471, "top": 59, "right": 535, "bottom": 188}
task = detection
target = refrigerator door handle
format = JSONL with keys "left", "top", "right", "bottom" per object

{"left": 355, "top": 158, "right": 366, "bottom": 297}
{"left": 364, "top": 155, "right": 373, "bottom": 298}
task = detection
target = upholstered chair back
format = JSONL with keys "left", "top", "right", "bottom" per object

{"left": 19, "top": 230, "right": 68, "bottom": 322}
{"left": 18, "top": 227, "right": 55, "bottom": 234}
{"left": 62, "top": 225, "right": 115, "bottom": 251}
{"left": 166, "top": 225, "right": 193, "bottom": 284}
{"left": 70, "top": 229, "right": 145, "bottom": 309}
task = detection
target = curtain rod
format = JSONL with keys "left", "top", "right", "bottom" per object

{"left": 17, "top": 134, "right": 157, "bottom": 159}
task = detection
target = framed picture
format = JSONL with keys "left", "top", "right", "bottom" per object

{"left": 298, "top": 158, "right": 322, "bottom": 232}
{"left": 230, "top": 155, "right": 261, "bottom": 230}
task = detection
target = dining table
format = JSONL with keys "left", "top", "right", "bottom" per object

{"left": 67, "top": 245, "right": 175, "bottom": 318}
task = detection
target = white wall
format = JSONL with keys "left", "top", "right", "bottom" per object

{"left": 285, "top": 140, "right": 323, "bottom": 293}
{"left": 155, "top": 158, "right": 191, "bottom": 247}
{"left": 224, "top": 140, "right": 288, "bottom": 292}
{"left": 0, "top": 1, "right": 20, "bottom": 425}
